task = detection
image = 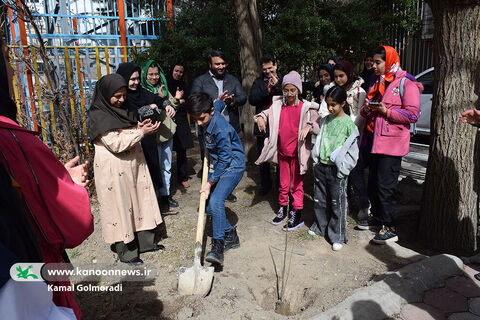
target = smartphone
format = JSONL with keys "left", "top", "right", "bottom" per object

{"left": 369, "top": 101, "right": 381, "bottom": 106}
{"left": 474, "top": 273, "right": 480, "bottom": 281}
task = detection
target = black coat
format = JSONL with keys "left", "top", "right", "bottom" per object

{"left": 249, "top": 72, "right": 284, "bottom": 114}
{"left": 302, "top": 81, "right": 324, "bottom": 103}
{"left": 249, "top": 72, "right": 283, "bottom": 136}
{"left": 166, "top": 71, "right": 194, "bottom": 151}
{"left": 173, "top": 89, "right": 194, "bottom": 151}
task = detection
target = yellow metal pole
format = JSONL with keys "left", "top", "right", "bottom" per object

{"left": 31, "top": 47, "right": 48, "bottom": 144}
{"left": 64, "top": 47, "right": 75, "bottom": 116}
{"left": 105, "top": 47, "right": 110, "bottom": 74}
{"left": 95, "top": 47, "right": 101, "bottom": 79}
{"left": 74, "top": 47, "right": 89, "bottom": 154}
{"left": 8, "top": 51, "right": 22, "bottom": 122}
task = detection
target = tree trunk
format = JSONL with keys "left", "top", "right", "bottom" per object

{"left": 420, "top": 1, "right": 480, "bottom": 252}
{"left": 233, "top": 0, "right": 262, "bottom": 163}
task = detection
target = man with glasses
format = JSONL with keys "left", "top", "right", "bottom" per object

{"left": 249, "top": 54, "right": 283, "bottom": 196}
{"left": 192, "top": 50, "right": 246, "bottom": 202}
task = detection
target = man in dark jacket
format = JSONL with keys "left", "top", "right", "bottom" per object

{"left": 191, "top": 50, "right": 247, "bottom": 133}
{"left": 192, "top": 50, "right": 246, "bottom": 202}
{"left": 249, "top": 54, "right": 283, "bottom": 195}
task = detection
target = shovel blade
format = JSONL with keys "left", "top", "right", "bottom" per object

{"left": 178, "top": 264, "right": 214, "bottom": 296}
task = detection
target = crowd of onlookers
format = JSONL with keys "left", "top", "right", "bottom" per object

{"left": 3, "top": 32, "right": 480, "bottom": 318}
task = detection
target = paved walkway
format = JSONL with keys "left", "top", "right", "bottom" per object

{"left": 400, "top": 263, "right": 480, "bottom": 320}
{"left": 310, "top": 253, "right": 480, "bottom": 320}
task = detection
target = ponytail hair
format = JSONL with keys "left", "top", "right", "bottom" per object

{"left": 325, "top": 85, "right": 350, "bottom": 115}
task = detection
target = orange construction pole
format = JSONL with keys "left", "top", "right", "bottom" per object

{"left": 16, "top": 0, "right": 38, "bottom": 131}
{"left": 117, "top": 0, "right": 128, "bottom": 62}
{"left": 166, "top": 0, "right": 174, "bottom": 29}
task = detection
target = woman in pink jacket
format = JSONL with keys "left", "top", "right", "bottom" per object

{"left": 357, "top": 46, "right": 420, "bottom": 244}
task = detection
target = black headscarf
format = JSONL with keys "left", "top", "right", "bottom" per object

{"left": 166, "top": 63, "right": 187, "bottom": 97}
{"left": 87, "top": 74, "right": 137, "bottom": 141}
{"left": 360, "top": 51, "right": 375, "bottom": 92}
{"left": 0, "top": 39, "right": 17, "bottom": 122}
{"left": 116, "top": 62, "right": 165, "bottom": 112}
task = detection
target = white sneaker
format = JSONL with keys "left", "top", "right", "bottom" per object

{"left": 332, "top": 243, "right": 343, "bottom": 251}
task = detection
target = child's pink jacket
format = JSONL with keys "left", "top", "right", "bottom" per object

{"left": 360, "top": 70, "right": 421, "bottom": 156}
{"left": 254, "top": 96, "right": 319, "bottom": 175}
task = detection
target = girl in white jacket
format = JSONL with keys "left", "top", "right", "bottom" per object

{"left": 332, "top": 60, "right": 369, "bottom": 221}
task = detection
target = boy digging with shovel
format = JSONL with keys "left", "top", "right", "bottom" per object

{"left": 186, "top": 93, "right": 245, "bottom": 266}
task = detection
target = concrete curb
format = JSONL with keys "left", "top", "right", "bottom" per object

{"left": 309, "top": 254, "right": 464, "bottom": 320}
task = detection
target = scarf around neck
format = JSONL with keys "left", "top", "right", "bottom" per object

{"left": 367, "top": 46, "right": 401, "bottom": 101}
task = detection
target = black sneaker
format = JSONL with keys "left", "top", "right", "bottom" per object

{"left": 224, "top": 227, "right": 240, "bottom": 252}
{"left": 168, "top": 196, "right": 179, "bottom": 208}
{"left": 356, "top": 218, "right": 382, "bottom": 230}
{"left": 205, "top": 239, "right": 225, "bottom": 265}
{"left": 372, "top": 227, "right": 398, "bottom": 244}
{"left": 271, "top": 206, "right": 288, "bottom": 225}
{"left": 226, "top": 193, "right": 237, "bottom": 203}
{"left": 282, "top": 209, "right": 304, "bottom": 231}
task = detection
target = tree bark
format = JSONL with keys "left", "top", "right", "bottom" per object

{"left": 420, "top": 1, "right": 480, "bottom": 252}
{"left": 233, "top": 0, "right": 262, "bottom": 162}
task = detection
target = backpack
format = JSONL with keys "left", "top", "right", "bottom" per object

{"left": 399, "top": 76, "right": 422, "bottom": 135}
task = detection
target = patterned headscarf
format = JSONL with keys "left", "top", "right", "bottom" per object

{"left": 367, "top": 46, "right": 401, "bottom": 101}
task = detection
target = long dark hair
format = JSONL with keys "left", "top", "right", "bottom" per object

{"left": 325, "top": 85, "right": 350, "bottom": 115}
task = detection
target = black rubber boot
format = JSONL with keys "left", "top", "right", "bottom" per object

{"left": 205, "top": 239, "right": 224, "bottom": 266}
{"left": 224, "top": 228, "right": 240, "bottom": 252}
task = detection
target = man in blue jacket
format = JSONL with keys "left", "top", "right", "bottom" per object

{"left": 186, "top": 93, "right": 245, "bottom": 267}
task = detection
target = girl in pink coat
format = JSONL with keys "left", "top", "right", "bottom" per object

{"left": 255, "top": 71, "right": 319, "bottom": 231}
{"left": 357, "top": 45, "right": 421, "bottom": 244}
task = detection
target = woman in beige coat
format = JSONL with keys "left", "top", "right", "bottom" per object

{"left": 88, "top": 73, "right": 164, "bottom": 266}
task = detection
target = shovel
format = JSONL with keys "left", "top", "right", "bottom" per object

{"left": 178, "top": 156, "right": 214, "bottom": 296}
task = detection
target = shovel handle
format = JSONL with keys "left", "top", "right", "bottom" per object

{"left": 195, "top": 155, "right": 209, "bottom": 244}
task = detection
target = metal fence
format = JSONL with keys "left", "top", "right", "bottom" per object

{"left": 4, "top": 0, "right": 182, "bottom": 154}
{"left": 9, "top": 44, "right": 144, "bottom": 153}
{"left": 392, "top": 0, "right": 434, "bottom": 76}
{"left": 7, "top": 0, "right": 177, "bottom": 46}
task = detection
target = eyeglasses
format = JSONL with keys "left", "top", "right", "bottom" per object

{"left": 283, "top": 88, "right": 298, "bottom": 95}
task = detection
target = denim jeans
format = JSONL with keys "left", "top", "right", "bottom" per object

{"left": 157, "top": 139, "right": 173, "bottom": 197}
{"left": 206, "top": 168, "right": 244, "bottom": 240}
